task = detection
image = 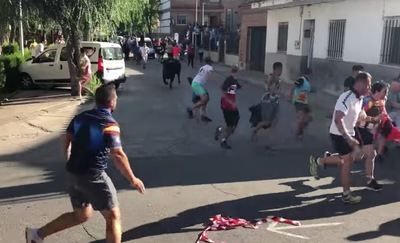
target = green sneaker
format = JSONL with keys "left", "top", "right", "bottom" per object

{"left": 342, "top": 192, "right": 362, "bottom": 204}
{"left": 309, "top": 155, "right": 319, "bottom": 179}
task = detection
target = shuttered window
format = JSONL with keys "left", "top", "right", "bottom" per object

{"left": 381, "top": 17, "right": 400, "bottom": 65}
{"left": 327, "top": 19, "right": 346, "bottom": 59}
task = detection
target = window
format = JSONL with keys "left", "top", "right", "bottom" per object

{"left": 60, "top": 47, "right": 96, "bottom": 62}
{"left": 277, "top": 22, "right": 288, "bottom": 52}
{"left": 381, "top": 17, "right": 400, "bottom": 65}
{"left": 35, "top": 49, "right": 57, "bottom": 63}
{"left": 102, "top": 47, "right": 123, "bottom": 61}
{"left": 177, "top": 15, "right": 187, "bottom": 25}
{"left": 60, "top": 48, "right": 68, "bottom": 61}
{"left": 327, "top": 19, "right": 346, "bottom": 59}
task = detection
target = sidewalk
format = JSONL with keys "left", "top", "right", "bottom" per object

{"left": 0, "top": 89, "right": 87, "bottom": 152}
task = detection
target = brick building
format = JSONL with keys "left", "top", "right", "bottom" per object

{"left": 156, "top": 0, "right": 244, "bottom": 38}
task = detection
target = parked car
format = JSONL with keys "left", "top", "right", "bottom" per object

{"left": 19, "top": 41, "right": 126, "bottom": 89}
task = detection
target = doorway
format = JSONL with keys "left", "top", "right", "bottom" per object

{"left": 302, "top": 20, "right": 315, "bottom": 74}
{"left": 247, "top": 26, "right": 266, "bottom": 72}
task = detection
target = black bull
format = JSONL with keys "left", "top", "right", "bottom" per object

{"left": 162, "top": 59, "right": 181, "bottom": 87}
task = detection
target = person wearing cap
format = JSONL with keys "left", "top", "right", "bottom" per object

{"left": 214, "top": 66, "right": 242, "bottom": 149}
{"left": 290, "top": 76, "right": 312, "bottom": 140}
{"left": 187, "top": 57, "right": 214, "bottom": 122}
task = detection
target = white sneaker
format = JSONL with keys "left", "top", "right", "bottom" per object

{"left": 25, "top": 227, "right": 43, "bottom": 243}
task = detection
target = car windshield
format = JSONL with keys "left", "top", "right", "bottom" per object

{"left": 145, "top": 41, "right": 153, "bottom": 48}
{"left": 102, "top": 47, "right": 123, "bottom": 60}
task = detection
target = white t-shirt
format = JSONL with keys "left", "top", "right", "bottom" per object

{"left": 329, "top": 90, "right": 363, "bottom": 136}
{"left": 33, "top": 43, "right": 44, "bottom": 58}
{"left": 140, "top": 46, "right": 149, "bottom": 57}
{"left": 193, "top": 64, "right": 213, "bottom": 85}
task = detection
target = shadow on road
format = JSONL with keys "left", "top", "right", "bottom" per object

{"left": 347, "top": 218, "right": 400, "bottom": 241}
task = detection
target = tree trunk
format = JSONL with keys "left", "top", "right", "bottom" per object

{"left": 63, "top": 25, "right": 81, "bottom": 96}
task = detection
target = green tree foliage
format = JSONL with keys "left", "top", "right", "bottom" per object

{"left": 1, "top": 0, "right": 161, "bottom": 95}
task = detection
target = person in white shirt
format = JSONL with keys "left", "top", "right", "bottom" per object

{"left": 33, "top": 38, "right": 46, "bottom": 58}
{"left": 309, "top": 72, "right": 377, "bottom": 204}
{"left": 140, "top": 44, "right": 149, "bottom": 69}
{"left": 187, "top": 57, "right": 213, "bottom": 122}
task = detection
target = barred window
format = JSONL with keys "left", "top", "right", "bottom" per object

{"left": 327, "top": 19, "right": 346, "bottom": 59}
{"left": 177, "top": 15, "right": 187, "bottom": 25}
{"left": 381, "top": 17, "right": 400, "bottom": 65}
{"left": 277, "top": 22, "right": 288, "bottom": 52}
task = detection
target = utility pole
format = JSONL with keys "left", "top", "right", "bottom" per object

{"left": 19, "top": 0, "right": 24, "bottom": 55}
{"left": 195, "top": 0, "right": 199, "bottom": 24}
{"left": 202, "top": 2, "right": 205, "bottom": 26}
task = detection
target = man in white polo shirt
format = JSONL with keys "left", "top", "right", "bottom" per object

{"left": 309, "top": 72, "right": 375, "bottom": 204}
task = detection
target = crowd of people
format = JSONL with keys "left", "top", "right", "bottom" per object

{"left": 24, "top": 31, "right": 400, "bottom": 243}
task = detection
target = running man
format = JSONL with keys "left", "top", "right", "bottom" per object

{"left": 187, "top": 57, "right": 214, "bottom": 122}
{"left": 354, "top": 81, "right": 387, "bottom": 191}
{"left": 25, "top": 84, "right": 145, "bottom": 243}
{"left": 309, "top": 72, "right": 374, "bottom": 204}
{"left": 290, "top": 76, "right": 312, "bottom": 140}
{"left": 215, "top": 66, "right": 242, "bottom": 149}
{"left": 251, "top": 62, "right": 283, "bottom": 141}
{"left": 140, "top": 43, "right": 149, "bottom": 69}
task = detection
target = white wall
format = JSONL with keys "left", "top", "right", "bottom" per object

{"left": 266, "top": 7, "right": 303, "bottom": 56}
{"left": 266, "top": 0, "right": 400, "bottom": 65}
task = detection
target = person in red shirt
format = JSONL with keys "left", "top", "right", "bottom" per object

{"left": 215, "top": 66, "right": 242, "bottom": 149}
{"left": 172, "top": 42, "right": 181, "bottom": 60}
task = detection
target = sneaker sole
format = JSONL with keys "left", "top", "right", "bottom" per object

{"left": 365, "top": 186, "right": 383, "bottom": 192}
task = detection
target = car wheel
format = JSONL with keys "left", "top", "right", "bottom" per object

{"left": 20, "top": 73, "right": 35, "bottom": 89}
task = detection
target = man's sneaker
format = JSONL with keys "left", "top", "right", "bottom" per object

{"left": 25, "top": 227, "right": 43, "bottom": 243}
{"left": 214, "top": 126, "right": 222, "bottom": 141}
{"left": 366, "top": 179, "right": 383, "bottom": 191}
{"left": 221, "top": 141, "right": 232, "bottom": 150}
{"left": 186, "top": 108, "right": 194, "bottom": 119}
{"left": 309, "top": 155, "right": 320, "bottom": 179}
{"left": 342, "top": 192, "right": 362, "bottom": 204}
{"left": 201, "top": 115, "right": 212, "bottom": 123}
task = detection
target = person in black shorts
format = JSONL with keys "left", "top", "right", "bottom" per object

{"left": 309, "top": 72, "right": 377, "bottom": 204}
{"left": 215, "top": 66, "right": 242, "bottom": 149}
{"left": 25, "top": 84, "right": 146, "bottom": 243}
{"left": 355, "top": 82, "right": 388, "bottom": 191}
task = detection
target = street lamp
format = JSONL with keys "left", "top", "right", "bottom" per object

{"left": 19, "top": 0, "right": 24, "bottom": 55}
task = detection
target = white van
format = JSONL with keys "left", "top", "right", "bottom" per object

{"left": 20, "top": 41, "right": 126, "bottom": 89}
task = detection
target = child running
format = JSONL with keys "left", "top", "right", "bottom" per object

{"left": 215, "top": 66, "right": 242, "bottom": 149}
{"left": 290, "top": 76, "right": 312, "bottom": 140}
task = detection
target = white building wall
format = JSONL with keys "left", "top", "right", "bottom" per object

{"left": 266, "top": 0, "right": 400, "bottom": 65}
{"left": 266, "top": 7, "right": 302, "bottom": 56}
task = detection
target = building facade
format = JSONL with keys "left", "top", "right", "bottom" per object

{"left": 256, "top": 0, "right": 400, "bottom": 93}
{"left": 156, "top": 0, "right": 244, "bottom": 38}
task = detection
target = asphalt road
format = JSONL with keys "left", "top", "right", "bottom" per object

{"left": 0, "top": 58, "right": 399, "bottom": 243}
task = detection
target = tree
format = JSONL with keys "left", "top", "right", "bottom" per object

{"left": 30, "top": 0, "right": 118, "bottom": 95}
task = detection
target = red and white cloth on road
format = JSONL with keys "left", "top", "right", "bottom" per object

{"left": 196, "top": 214, "right": 301, "bottom": 243}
